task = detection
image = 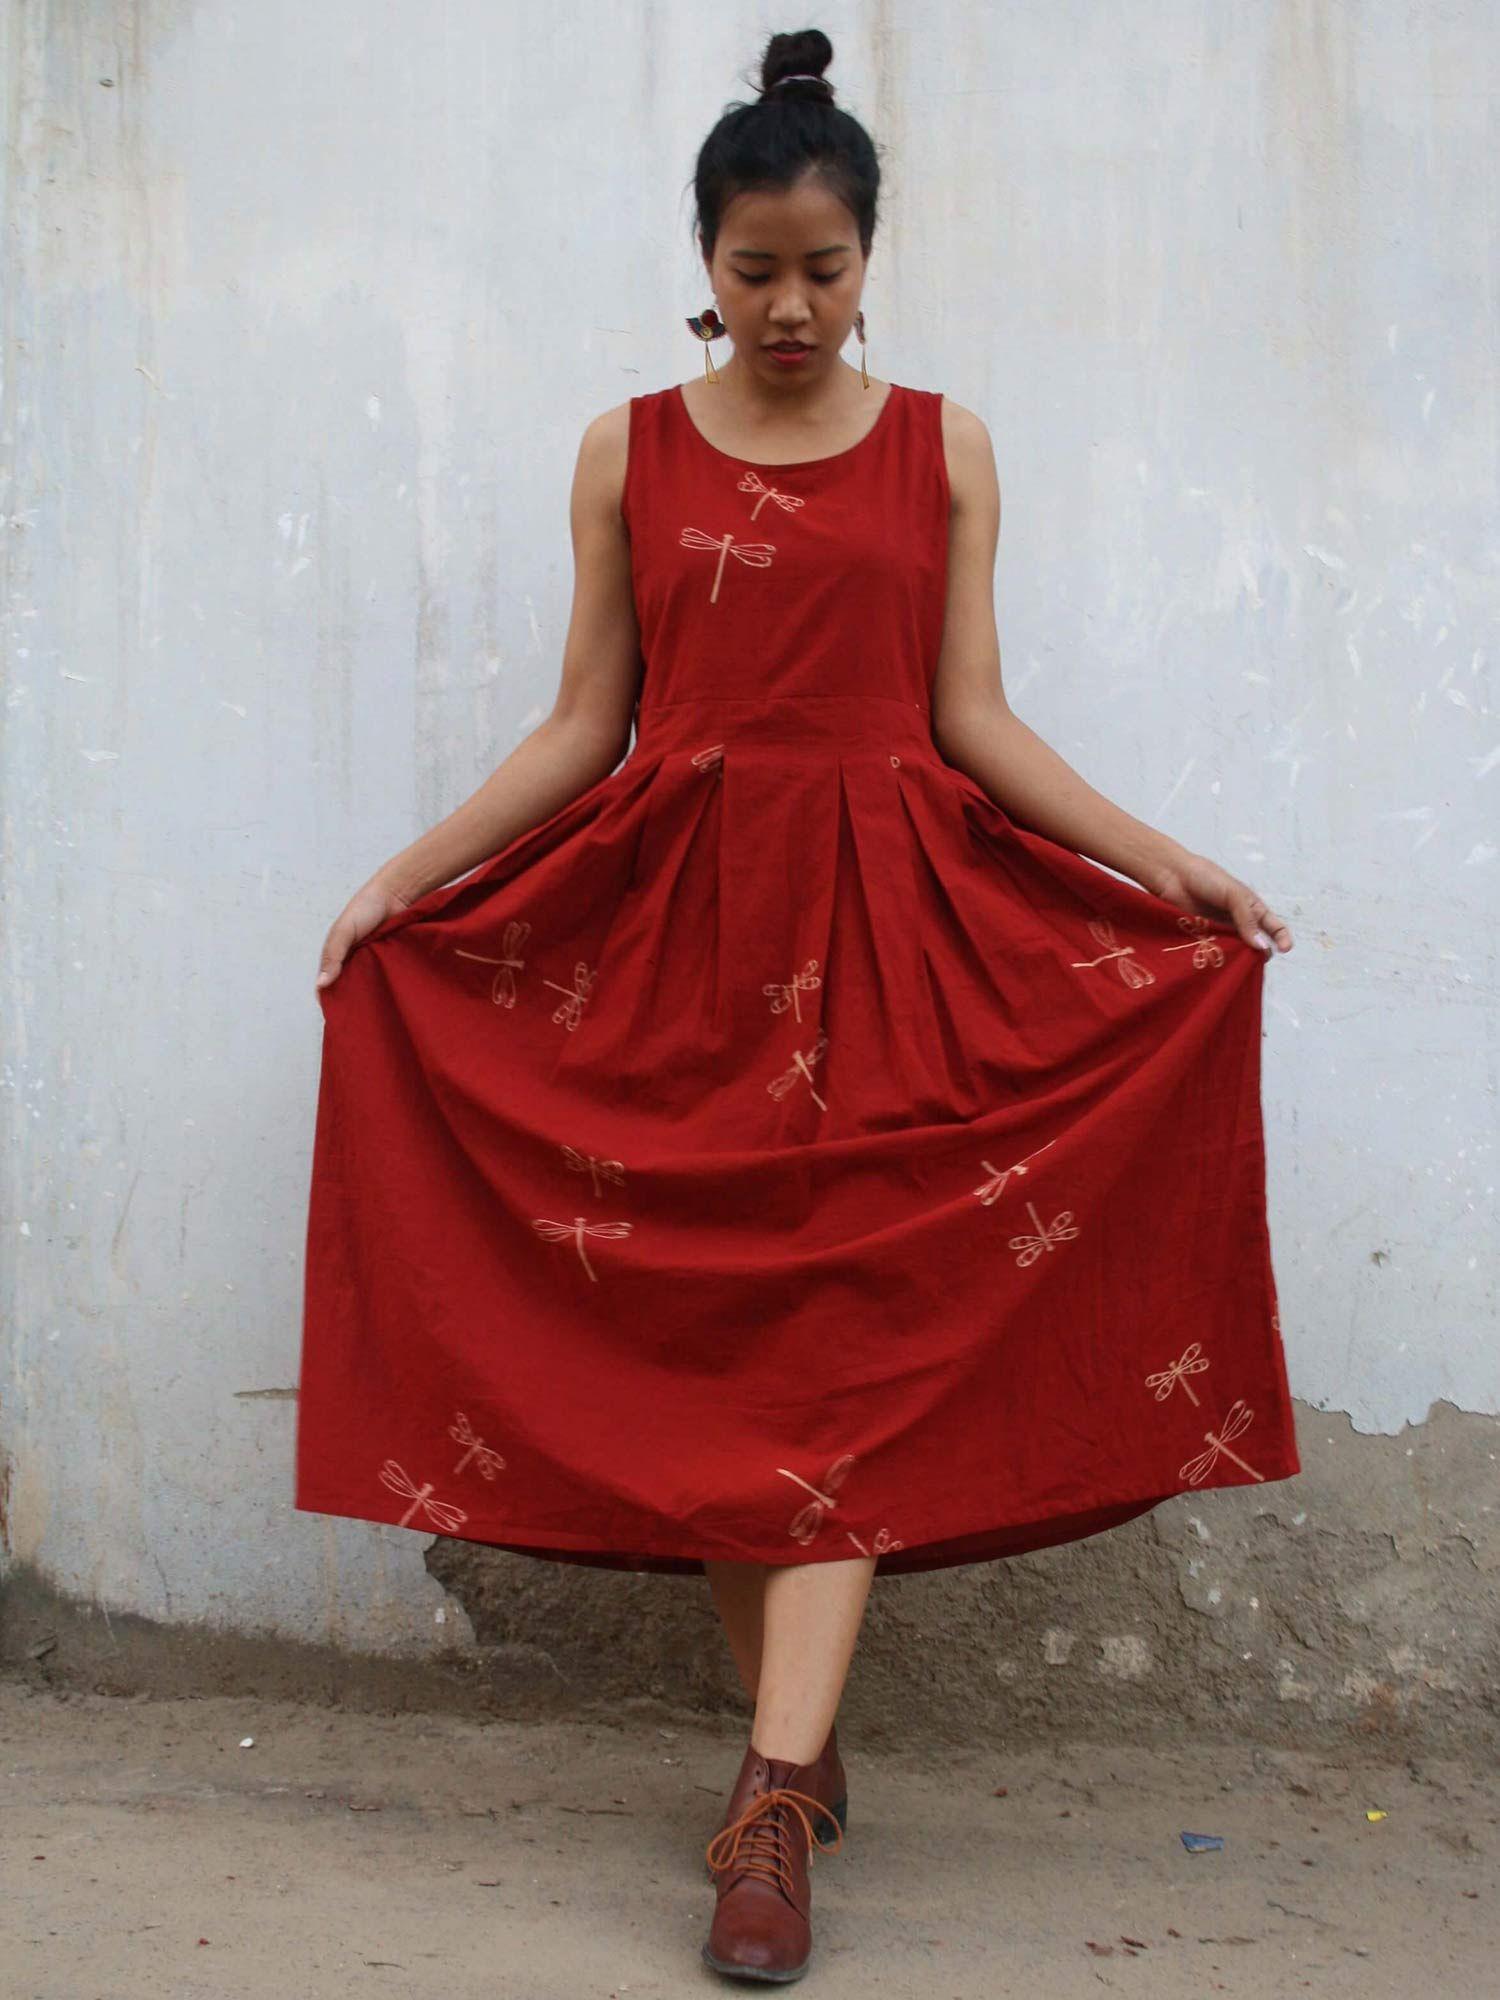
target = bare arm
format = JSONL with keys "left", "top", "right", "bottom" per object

{"left": 315, "top": 402, "right": 643, "bottom": 988}
{"left": 929, "top": 400, "right": 1292, "bottom": 955}
{"left": 375, "top": 403, "right": 642, "bottom": 902}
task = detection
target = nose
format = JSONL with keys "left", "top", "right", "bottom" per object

{"left": 766, "top": 284, "right": 817, "bottom": 323}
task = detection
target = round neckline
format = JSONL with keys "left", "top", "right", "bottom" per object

{"left": 673, "top": 379, "right": 901, "bottom": 471}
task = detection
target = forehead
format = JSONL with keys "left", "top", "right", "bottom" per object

{"left": 716, "top": 175, "right": 858, "bottom": 253}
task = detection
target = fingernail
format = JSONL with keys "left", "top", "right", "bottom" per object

{"left": 1252, "top": 931, "right": 1270, "bottom": 951}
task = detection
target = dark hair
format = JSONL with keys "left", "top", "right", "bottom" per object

{"left": 690, "top": 29, "right": 883, "bottom": 266}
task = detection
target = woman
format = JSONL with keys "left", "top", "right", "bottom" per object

{"left": 298, "top": 27, "right": 1298, "bottom": 1984}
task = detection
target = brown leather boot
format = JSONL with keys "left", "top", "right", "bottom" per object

{"left": 707, "top": 1721, "right": 847, "bottom": 1880}
{"left": 703, "top": 1744, "right": 844, "bottom": 1982}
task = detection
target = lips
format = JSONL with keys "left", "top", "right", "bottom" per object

{"left": 767, "top": 341, "right": 812, "bottom": 351}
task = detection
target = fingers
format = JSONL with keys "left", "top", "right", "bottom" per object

{"left": 1239, "top": 889, "right": 1293, "bottom": 955}
{"left": 314, "top": 921, "right": 350, "bottom": 996}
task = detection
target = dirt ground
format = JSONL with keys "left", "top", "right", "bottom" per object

{"left": 2, "top": 1681, "right": 1494, "bottom": 1998}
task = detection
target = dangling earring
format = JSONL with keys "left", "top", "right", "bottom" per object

{"left": 853, "top": 309, "right": 870, "bottom": 389}
{"left": 685, "top": 306, "right": 727, "bottom": 384}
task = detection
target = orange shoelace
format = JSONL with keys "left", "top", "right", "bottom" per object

{"left": 704, "top": 1785, "right": 845, "bottom": 1894}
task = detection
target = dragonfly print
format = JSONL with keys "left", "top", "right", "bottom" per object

{"left": 561, "top": 1142, "right": 626, "bottom": 1199}
{"left": 1069, "top": 917, "right": 1157, "bottom": 989}
{"left": 378, "top": 1458, "right": 469, "bottom": 1532}
{"left": 542, "top": 961, "right": 596, "bottom": 1032}
{"left": 454, "top": 917, "right": 532, "bottom": 1008}
{"left": 777, "top": 1452, "right": 855, "bottom": 1547}
{"left": 737, "top": 469, "right": 807, "bottom": 522}
{"left": 1161, "top": 913, "right": 1227, "bottom": 970}
{"left": 767, "top": 1029, "right": 830, "bottom": 1111}
{"left": 1007, "top": 1198, "right": 1081, "bottom": 1267}
{"left": 845, "top": 1526, "right": 905, "bottom": 1557}
{"left": 678, "top": 525, "right": 776, "bottom": 604}
{"left": 1143, "top": 1340, "right": 1211, "bottom": 1407}
{"left": 763, "top": 957, "right": 822, "bottom": 1022}
{"left": 531, "top": 1213, "right": 634, "bottom": 1282}
{"left": 973, "top": 1138, "right": 1058, "bottom": 1206}
{"left": 449, "top": 1411, "right": 507, "bottom": 1480}
{"left": 690, "top": 742, "right": 725, "bottom": 775}
{"left": 1178, "top": 1399, "right": 1266, "bottom": 1486}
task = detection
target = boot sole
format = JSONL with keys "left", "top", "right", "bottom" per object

{"left": 702, "top": 1939, "right": 811, "bottom": 1983}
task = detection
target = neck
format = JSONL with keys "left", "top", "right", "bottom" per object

{"left": 710, "top": 354, "right": 867, "bottom": 411}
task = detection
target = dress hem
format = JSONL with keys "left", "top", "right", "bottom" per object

{"left": 294, "top": 1455, "right": 1301, "bottom": 1580}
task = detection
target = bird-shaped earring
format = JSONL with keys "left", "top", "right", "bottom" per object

{"left": 853, "top": 309, "right": 870, "bottom": 388}
{"left": 686, "top": 306, "right": 727, "bottom": 383}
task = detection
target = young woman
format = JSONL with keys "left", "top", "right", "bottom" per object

{"left": 298, "top": 28, "right": 1298, "bottom": 1985}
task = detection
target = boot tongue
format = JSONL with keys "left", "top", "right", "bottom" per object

{"left": 761, "top": 1755, "right": 806, "bottom": 1790}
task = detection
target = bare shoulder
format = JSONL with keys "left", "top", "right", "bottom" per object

{"left": 936, "top": 394, "right": 1000, "bottom": 523}
{"left": 937, "top": 395, "right": 996, "bottom": 482}
{"left": 578, "top": 396, "right": 632, "bottom": 470}
{"left": 573, "top": 396, "right": 633, "bottom": 519}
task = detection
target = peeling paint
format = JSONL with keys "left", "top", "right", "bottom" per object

{"left": 1098, "top": 1636, "right": 1152, "bottom": 1680}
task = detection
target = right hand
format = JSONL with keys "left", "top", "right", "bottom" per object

{"left": 315, "top": 878, "right": 412, "bottom": 995}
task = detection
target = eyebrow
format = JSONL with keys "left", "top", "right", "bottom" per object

{"left": 728, "top": 244, "right": 852, "bottom": 260}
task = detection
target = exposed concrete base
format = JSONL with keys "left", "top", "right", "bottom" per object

{"left": 4, "top": 1400, "right": 1496, "bottom": 1758}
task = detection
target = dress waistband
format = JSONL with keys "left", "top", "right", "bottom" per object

{"left": 632, "top": 693, "right": 935, "bottom": 759}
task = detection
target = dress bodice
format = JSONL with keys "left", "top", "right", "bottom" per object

{"left": 621, "top": 381, "right": 950, "bottom": 752}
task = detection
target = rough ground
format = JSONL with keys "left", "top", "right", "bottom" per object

{"left": 2, "top": 1681, "right": 1494, "bottom": 1997}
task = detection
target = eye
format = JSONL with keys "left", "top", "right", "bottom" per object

{"left": 735, "top": 271, "right": 845, "bottom": 286}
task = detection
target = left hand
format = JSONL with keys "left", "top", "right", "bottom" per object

{"left": 1145, "top": 849, "right": 1293, "bottom": 956}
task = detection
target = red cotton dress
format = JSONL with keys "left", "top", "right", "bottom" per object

{"left": 294, "top": 379, "right": 1301, "bottom": 1578}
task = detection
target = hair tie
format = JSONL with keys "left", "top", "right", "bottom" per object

{"left": 766, "top": 73, "right": 831, "bottom": 95}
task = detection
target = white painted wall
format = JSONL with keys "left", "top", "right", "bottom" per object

{"left": 3, "top": 3, "right": 1495, "bottom": 1656}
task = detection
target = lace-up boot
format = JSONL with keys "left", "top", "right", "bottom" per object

{"left": 702, "top": 1744, "right": 845, "bottom": 1982}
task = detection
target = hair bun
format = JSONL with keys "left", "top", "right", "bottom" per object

{"left": 759, "top": 28, "right": 835, "bottom": 101}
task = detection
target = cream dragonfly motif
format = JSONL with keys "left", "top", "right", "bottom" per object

{"left": 777, "top": 1452, "right": 855, "bottom": 1546}
{"left": 561, "top": 1142, "right": 626, "bottom": 1198}
{"left": 845, "top": 1526, "right": 905, "bottom": 1557}
{"left": 763, "top": 958, "right": 822, "bottom": 1022}
{"left": 973, "top": 1138, "right": 1057, "bottom": 1206}
{"left": 1007, "top": 1198, "right": 1081, "bottom": 1267}
{"left": 378, "top": 1458, "right": 469, "bottom": 1532}
{"left": 1069, "top": 917, "right": 1157, "bottom": 989}
{"left": 531, "top": 1213, "right": 634, "bottom": 1282}
{"left": 737, "top": 469, "right": 807, "bottom": 522}
{"left": 767, "top": 1029, "right": 830, "bottom": 1110}
{"left": 690, "top": 742, "right": 725, "bottom": 774}
{"left": 449, "top": 1411, "right": 507, "bottom": 1480}
{"left": 1178, "top": 1399, "right": 1266, "bottom": 1486}
{"left": 542, "top": 961, "right": 596, "bottom": 1032}
{"left": 1161, "top": 913, "right": 1226, "bottom": 970}
{"left": 678, "top": 525, "right": 776, "bottom": 604}
{"left": 1144, "top": 1341, "right": 1211, "bottom": 1407}
{"left": 454, "top": 917, "right": 531, "bottom": 1007}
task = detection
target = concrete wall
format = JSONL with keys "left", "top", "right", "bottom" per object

{"left": 2, "top": 3, "right": 1496, "bottom": 1749}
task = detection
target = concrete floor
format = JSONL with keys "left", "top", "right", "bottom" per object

{"left": 2, "top": 1681, "right": 1495, "bottom": 1997}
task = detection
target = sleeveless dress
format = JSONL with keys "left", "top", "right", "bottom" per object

{"left": 294, "top": 380, "right": 1301, "bottom": 1577}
